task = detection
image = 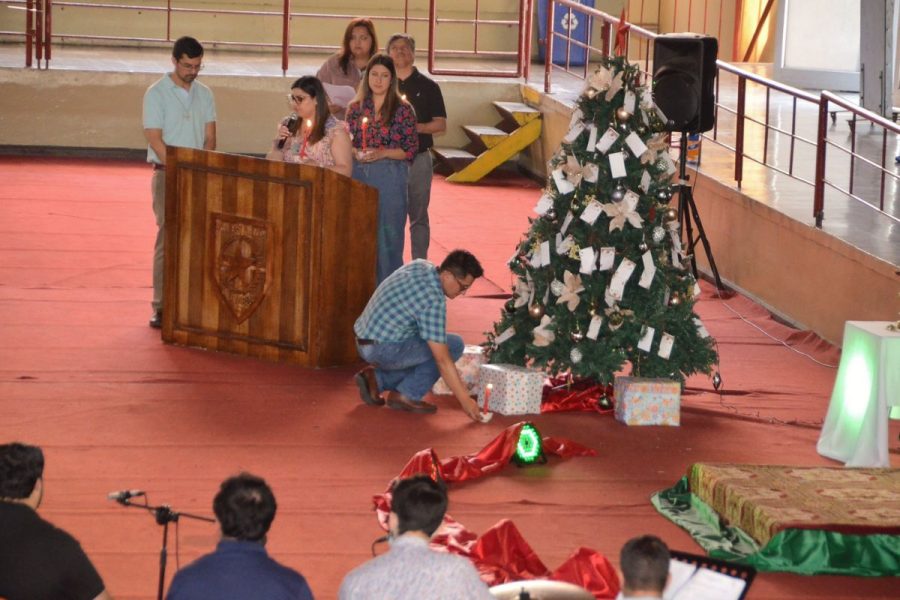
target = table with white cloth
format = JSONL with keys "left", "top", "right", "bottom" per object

{"left": 817, "top": 321, "right": 900, "bottom": 467}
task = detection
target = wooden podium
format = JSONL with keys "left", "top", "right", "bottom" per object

{"left": 161, "top": 147, "right": 378, "bottom": 367}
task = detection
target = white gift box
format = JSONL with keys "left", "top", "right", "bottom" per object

{"left": 477, "top": 364, "right": 545, "bottom": 415}
{"left": 432, "top": 345, "right": 485, "bottom": 395}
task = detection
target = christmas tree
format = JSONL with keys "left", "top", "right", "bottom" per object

{"left": 484, "top": 54, "right": 717, "bottom": 385}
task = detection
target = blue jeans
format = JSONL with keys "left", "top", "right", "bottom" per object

{"left": 358, "top": 334, "right": 464, "bottom": 402}
{"left": 352, "top": 159, "right": 409, "bottom": 284}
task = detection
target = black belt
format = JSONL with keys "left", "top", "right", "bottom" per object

{"left": 357, "top": 338, "right": 376, "bottom": 346}
{"left": 152, "top": 163, "right": 165, "bottom": 171}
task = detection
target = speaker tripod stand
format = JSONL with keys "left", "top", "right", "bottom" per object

{"left": 674, "top": 132, "right": 725, "bottom": 291}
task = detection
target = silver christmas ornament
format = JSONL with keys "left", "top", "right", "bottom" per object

{"left": 611, "top": 185, "right": 626, "bottom": 202}
{"left": 550, "top": 279, "right": 566, "bottom": 296}
{"left": 639, "top": 242, "right": 649, "bottom": 252}
{"left": 652, "top": 226, "right": 666, "bottom": 243}
{"left": 570, "top": 348, "right": 583, "bottom": 364}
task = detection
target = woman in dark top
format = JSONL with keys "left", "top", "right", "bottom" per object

{"left": 346, "top": 53, "right": 418, "bottom": 283}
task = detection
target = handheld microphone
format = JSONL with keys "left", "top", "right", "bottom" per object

{"left": 278, "top": 112, "right": 300, "bottom": 149}
{"left": 107, "top": 489, "right": 146, "bottom": 503}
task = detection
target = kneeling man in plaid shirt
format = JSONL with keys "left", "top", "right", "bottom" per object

{"left": 353, "top": 249, "right": 483, "bottom": 421}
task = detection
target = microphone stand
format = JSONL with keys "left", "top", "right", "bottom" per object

{"left": 115, "top": 497, "right": 215, "bottom": 600}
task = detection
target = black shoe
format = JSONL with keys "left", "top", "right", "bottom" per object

{"left": 354, "top": 367, "right": 384, "bottom": 406}
{"left": 386, "top": 392, "right": 437, "bottom": 414}
{"left": 149, "top": 311, "right": 162, "bottom": 329}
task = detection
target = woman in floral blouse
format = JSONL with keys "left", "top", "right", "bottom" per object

{"left": 346, "top": 53, "right": 418, "bottom": 284}
{"left": 267, "top": 76, "right": 352, "bottom": 178}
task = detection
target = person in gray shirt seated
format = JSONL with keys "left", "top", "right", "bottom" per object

{"left": 339, "top": 475, "right": 492, "bottom": 600}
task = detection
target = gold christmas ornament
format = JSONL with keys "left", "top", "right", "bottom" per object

{"left": 528, "top": 304, "right": 545, "bottom": 319}
{"left": 615, "top": 107, "right": 632, "bottom": 123}
{"left": 669, "top": 293, "right": 681, "bottom": 306}
{"left": 664, "top": 207, "right": 678, "bottom": 222}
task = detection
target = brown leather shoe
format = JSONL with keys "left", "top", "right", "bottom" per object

{"left": 354, "top": 367, "right": 384, "bottom": 406}
{"left": 386, "top": 391, "right": 437, "bottom": 414}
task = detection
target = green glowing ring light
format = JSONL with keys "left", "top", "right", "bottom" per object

{"left": 513, "top": 423, "right": 546, "bottom": 466}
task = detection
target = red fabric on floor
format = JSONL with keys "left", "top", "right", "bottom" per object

{"left": 1, "top": 157, "right": 897, "bottom": 599}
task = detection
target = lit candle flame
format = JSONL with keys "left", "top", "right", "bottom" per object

{"left": 305, "top": 119, "right": 312, "bottom": 128}
{"left": 362, "top": 116, "right": 369, "bottom": 125}
{"left": 401, "top": 94, "right": 407, "bottom": 102}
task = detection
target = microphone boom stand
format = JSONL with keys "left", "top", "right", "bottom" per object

{"left": 116, "top": 498, "right": 215, "bottom": 600}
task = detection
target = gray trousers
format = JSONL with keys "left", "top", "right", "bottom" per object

{"left": 151, "top": 169, "right": 165, "bottom": 312}
{"left": 407, "top": 151, "right": 433, "bottom": 260}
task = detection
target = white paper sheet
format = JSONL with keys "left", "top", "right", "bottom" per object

{"left": 579, "top": 247, "right": 596, "bottom": 275}
{"left": 586, "top": 314, "right": 604, "bottom": 340}
{"left": 595, "top": 127, "right": 619, "bottom": 154}
{"left": 560, "top": 211, "right": 574, "bottom": 236}
{"left": 638, "top": 325, "right": 655, "bottom": 351}
{"left": 534, "top": 193, "right": 554, "bottom": 216}
{"left": 608, "top": 151, "right": 627, "bottom": 178}
{"left": 322, "top": 82, "right": 356, "bottom": 108}
{"left": 625, "top": 131, "right": 649, "bottom": 157}
{"left": 638, "top": 250, "right": 656, "bottom": 289}
{"left": 552, "top": 168, "right": 575, "bottom": 194}
{"left": 579, "top": 200, "right": 603, "bottom": 225}
{"left": 598, "top": 247, "right": 615, "bottom": 271}
{"left": 658, "top": 332, "right": 674, "bottom": 359}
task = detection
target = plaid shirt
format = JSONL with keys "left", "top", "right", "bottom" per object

{"left": 354, "top": 260, "right": 447, "bottom": 344}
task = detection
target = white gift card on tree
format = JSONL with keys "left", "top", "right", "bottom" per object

{"left": 580, "top": 200, "right": 603, "bottom": 225}
{"left": 552, "top": 168, "right": 575, "bottom": 194}
{"left": 495, "top": 327, "right": 516, "bottom": 344}
{"left": 530, "top": 250, "right": 542, "bottom": 268}
{"left": 638, "top": 325, "right": 655, "bottom": 352}
{"left": 587, "top": 314, "right": 604, "bottom": 340}
{"left": 608, "top": 152, "right": 627, "bottom": 178}
{"left": 540, "top": 241, "right": 551, "bottom": 266}
{"left": 662, "top": 152, "right": 676, "bottom": 175}
{"left": 557, "top": 234, "right": 574, "bottom": 254}
{"left": 605, "top": 286, "right": 617, "bottom": 307}
{"left": 569, "top": 108, "right": 584, "bottom": 129}
{"left": 623, "top": 90, "right": 636, "bottom": 114}
{"left": 625, "top": 131, "right": 648, "bottom": 157}
{"left": 595, "top": 127, "right": 619, "bottom": 153}
{"left": 609, "top": 257, "right": 636, "bottom": 299}
{"left": 586, "top": 125, "right": 598, "bottom": 151}
{"left": 694, "top": 318, "right": 710, "bottom": 338}
{"left": 560, "top": 211, "right": 574, "bottom": 236}
{"left": 579, "top": 247, "right": 596, "bottom": 274}
{"left": 598, "top": 247, "right": 615, "bottom": 271}
{"left": 658, "top": 332, "right": 674, "bottom": 359}
{"left": 564, "top": 122, "right": 586, "bottom": 144}
{"left": 638, "top": 250, "right": 656, "bottom": 289}
{"left": 640, "top": 169, "right": 651, "bottom": 193}
{"left": 583, "top": 162, "right": 599, "bottom": 183}
{"left": 534, "top": 193, "right": 553, "bottom": 215}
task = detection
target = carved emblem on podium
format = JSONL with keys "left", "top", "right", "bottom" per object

{"left": 210, "top": 213, "right": 274, "bottom": 323}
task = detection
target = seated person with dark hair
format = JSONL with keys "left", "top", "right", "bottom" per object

{"left": 0, "top": 442, "right": 112, "bottom": 600}
{"left": 166, "top": 473, "right": 314, "bottom": 600}
{"left": 339, "top": 475, "right": 492, "bottom": 599}
{"left": 619, "top": 535, "right": 671, "bottom": 599}
{"left": 353, "top": 249, "right": 485, "bottom": 421}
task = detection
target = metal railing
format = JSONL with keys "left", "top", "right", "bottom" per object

{"left": 9, "top": 0, "right": 530, "bottom": 75}
{"left": 542, "top": 0, "right": 899, "bottom": 228}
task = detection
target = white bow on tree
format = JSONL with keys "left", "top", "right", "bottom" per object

{"left": 562, "top": 154, "right": 584, "bottom": 187}
{"left": 555, "top": 270, "right": 585, "bottom": 311}
{"left": 513, "top": 277, "right": 533, "bottom": 308}
{"left": 601, "top": 191, "right": 644, "bottom": 232}
{"left": 532, "top": 314, "right": 556, "bottom": 347}
{"left": 640, "top": 134, "right": 669, "bottom": 165}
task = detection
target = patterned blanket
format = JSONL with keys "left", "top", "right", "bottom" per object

{"left": 689, "top": 464, "right": 900, "bottom": 547}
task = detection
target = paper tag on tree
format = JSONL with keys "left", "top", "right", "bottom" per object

{"left": 540, "top": 241, "right": 551, "bottom": 266}
{"left": 638, "top": 250, "right": 656, "bottom": 289}
{"left": 583, "top": 162, "right": 599, "bottom": 183}
{"left": 569, "top": 108, "right": 583, "bottom": 129}
{"left": 586, "top": 125, "right": 598, "bottom": 152}
{"left": 598, "top": 247, "right": 615, "bottom": 271}
{"left": 560, "top": 211, "right": 574, "bottom": 236}
{"left": 638, "top": 325, "right": 655, "bottom": 352}
{"left": 658, "top": 332, "right": 674, "bottom": 359}
{"left": 552, "top": 168, "right": 575, "bottom": 194}
{"left": 623, "top": 90, "right": 636, "bottom": 114}
{"left": 661, "top": 152, "right": 676, "bottom": 175}
{"left": 586, "top": 314, "right": 604, "bottom": 340}
{"left": 625, "top": 131, "right": 648, "bottom": 157}
{"left": 694, "top": 318, "right": 710, "bottom": 338}
{"left": 495, "top": 327, "right": 516, "bottom": 344}
{"left": 530, "top": 250, "right": 542, "bottom": 268}
{"left": 595, "top": 127, "right": 619, "bottom": 154}
{"left": 580, "top": 200, "right": 604, "bottom": 225}
{"left": 534, "top": 193, "right": 553, "bottom": 216}
{"left": 640, "top": 169, "right": 651, "bottom": 193}
{"left": 608, "top": 152, "right": 627, "bottom": 178}
{"left": 579, "top": 247, "right": 596, "bottom": 274}
{"left": 609, "top": 258, "right": 636, "bottom": 300}
{"left": 605, "top": 286, "right": 617, "bottom": 307}
{"left": 564, "top": 122, "right": 586, "bottom": 144}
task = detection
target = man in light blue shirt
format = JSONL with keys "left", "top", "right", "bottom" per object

{"left": 339, "top": 475, "right": 492, "bottom": 600}
{"left": 142, "top": 36, "right": 217, "bottom": 329}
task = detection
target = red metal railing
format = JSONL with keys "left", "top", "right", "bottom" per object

{"left": 813, "top": 92, "right": 900, "bottom": 227}
{"left": 542, "top": 0, "right": 898, "bottom": 228}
